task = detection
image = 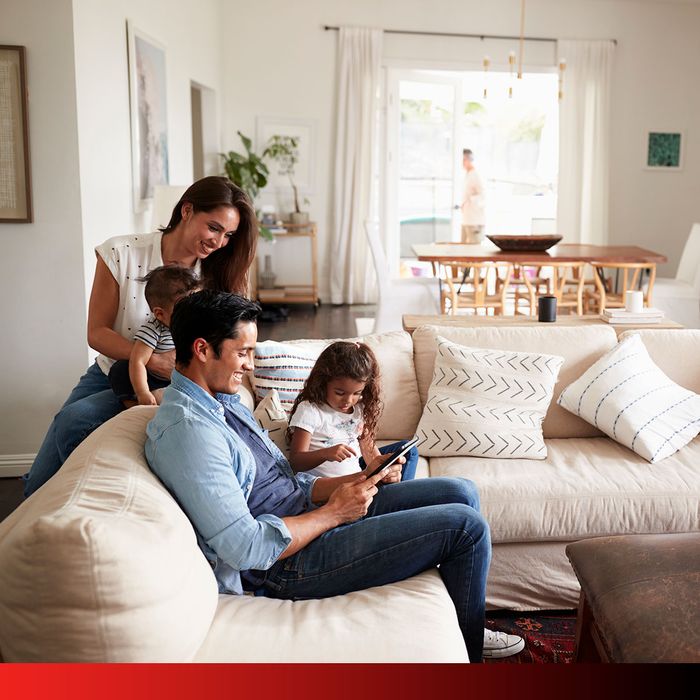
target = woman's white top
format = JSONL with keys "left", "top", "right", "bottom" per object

{"left": 94, "top": 231, "right": 200, "bottom": 374}
{"left": 289, "top": 400, "right": 364, "bottom": 478}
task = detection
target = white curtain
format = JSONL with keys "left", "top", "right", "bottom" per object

{"left": 557, "top": 40, "right": 614, "bottom": 245}
{"left": 330, "top": 27, "right": 383, "bottom": 304}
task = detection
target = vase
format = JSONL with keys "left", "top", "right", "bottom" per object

{"left": 289, "top": 211, "right": 309, "bottom": 226}
{"left": 260, "top": 255, "right": 277, "bottom": 289}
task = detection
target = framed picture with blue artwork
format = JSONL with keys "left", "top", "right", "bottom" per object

{"left": 645, "top": 130, "right": 683, "bottom": 171}
{"left": 127, "top": 21, "right": 169, "bottom": 212}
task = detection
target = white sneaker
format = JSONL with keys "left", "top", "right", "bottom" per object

{"left": 483, "top": 628, "right": 525, "bottom": 658}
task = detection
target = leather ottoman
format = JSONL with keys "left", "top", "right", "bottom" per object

{"left": 566, "top": 534, "right": 700, "bottom": 663}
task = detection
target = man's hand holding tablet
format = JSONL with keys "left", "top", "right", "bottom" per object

{"left": 362, "top": 437, "right": 419, "bottom": 482}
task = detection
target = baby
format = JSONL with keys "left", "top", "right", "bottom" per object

{"left": 108, "top": 265, "right": 200, "bottom": 406}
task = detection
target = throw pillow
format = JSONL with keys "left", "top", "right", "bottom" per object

{"left": 557, "top": 333, "right": 700, "bottom": 463}
{"left": 416, "top": 336, "right": 564, "bottom": 459}
{"left": 252, "top": 341, "right": 320, "bottom": 413}
{"left": 253, "top": 389, "right": 290, "bottom": 456}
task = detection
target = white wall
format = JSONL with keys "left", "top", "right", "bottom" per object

{"left": 0, "top": 0, "right": 87, "bottom": 458}
{"left": 221, "top": 0, "right": 700, "bottom": 299}
{"left": 72, "top": 0, "right": 224, "bottom": 307}
{"left": 0, "top": 0, "right": 225, "bottom": 461}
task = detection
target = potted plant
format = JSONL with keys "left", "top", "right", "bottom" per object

{"left": 263, "top": 135, "right": 310, "bottom": 225}
{"left": 220, "top": 131, "right": 273, "bottom": 240}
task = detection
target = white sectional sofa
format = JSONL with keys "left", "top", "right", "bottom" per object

{"left": 1, "top": 324, "right": 698, "bottom": 662}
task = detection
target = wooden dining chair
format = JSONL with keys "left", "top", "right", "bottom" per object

{"left": 517, "top": 261, "right": 588, "bottom": 315}
{"left": 440, "top": 261, "right": 513, "bottom": 316}
{"left": 586, "top": 262, "right": 657, "bottom": 313}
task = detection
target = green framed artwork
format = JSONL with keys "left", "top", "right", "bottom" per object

{"left": 645, "top": 131, "right": 683, "bottom": 170}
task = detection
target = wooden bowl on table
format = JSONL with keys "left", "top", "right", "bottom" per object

{"left": 486, "top": 235, "right": 562, "bottom": 252}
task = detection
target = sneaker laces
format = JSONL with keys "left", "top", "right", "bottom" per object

{"left": 484, "top": 629, "right": 509, "bottom": 647}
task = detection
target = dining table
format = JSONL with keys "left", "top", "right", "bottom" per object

{"left": 411, "top": 242, "right": 668, "bottom": 266}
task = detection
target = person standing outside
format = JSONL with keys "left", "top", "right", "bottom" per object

{"left": 460, "top": 148, "right": 486, "bottom": 244}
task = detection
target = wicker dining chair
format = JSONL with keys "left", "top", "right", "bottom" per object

{"left": 439, "top": 261, "right": 513, "bottom": 315}
{"left": 517, "top": 261, "right": 588, "bottom": 315}
{"left": 586, "top": 262, "right": 657, "bottom": 313}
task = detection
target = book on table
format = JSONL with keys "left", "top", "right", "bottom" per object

{"left": 601, "top": 308, "right": 665, "bottom": 324}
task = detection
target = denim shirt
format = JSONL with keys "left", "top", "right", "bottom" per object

{"left": 145, "top": 370, "right": 318, "bottom": 595}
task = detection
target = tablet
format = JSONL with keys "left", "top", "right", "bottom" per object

{"left": 365, "top": 436, "right": 419, "bottom": 479}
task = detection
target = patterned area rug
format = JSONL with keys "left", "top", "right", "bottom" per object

{"left": 485, "top": 610, "right": 577, "bottom": 664}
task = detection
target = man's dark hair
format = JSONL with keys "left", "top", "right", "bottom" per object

{"left": 170, "top": 290, "right": 261, "bottom": 366}
{"left": 463, "top": 148, "right": 473, "bottom": 158}
{"left": 140, "top": 265, "right": 200, "bottom": 310}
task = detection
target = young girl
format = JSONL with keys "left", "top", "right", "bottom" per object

{"left": 287, "top": 341, "right": 418, "bottom": 481}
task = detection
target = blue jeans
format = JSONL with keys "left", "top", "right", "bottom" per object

{"left": 23, "top": 363, "right": 124, "bottom": 497}
{"left": 261, "top": 477, "right": 491, "bottom": 662}
{"left": 358, "top": 440, "right": 418, "bottom": 481}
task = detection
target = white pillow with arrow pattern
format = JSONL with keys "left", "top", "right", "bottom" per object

{"left": 416, "top": 336, "right": 564, "bottom": 459}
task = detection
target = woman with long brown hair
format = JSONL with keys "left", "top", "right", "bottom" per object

{"left": 287, "top": 341, "right": 418, "bottom": 481}
{"left": 24, "top": 176, "right": 257, "bottom": 497}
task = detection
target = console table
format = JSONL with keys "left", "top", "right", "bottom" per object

{"left": 401, "top": 314, "right": 684, "bottom": 337}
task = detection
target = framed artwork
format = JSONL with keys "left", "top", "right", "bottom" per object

{"left": 645, "top": 131, "right": 683, "bottom": 170}
{"left": 0, "top": 45, "right": 32, "bottom": 223}
{"left": 256, "top": 116, "right": 315, "bottom": 194}
{"left": 127, "top": 22, "right": 169, "bottom": 212}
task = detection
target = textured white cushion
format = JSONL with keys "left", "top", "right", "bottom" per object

{"left": 251, "top": 331, "right": 422, "bottom": 441}
{"left": 416, "top": 336, "right": 563, "bottom": 459}
{"left": 193, "top": 570, "right": 468, "bottom": 662}
{"left": 0, "top": 408, "right": 218, "bottom": 662}
{"left": 557, "top": 333, "right": 700, "bottom": 462}
{"left": 253, "top": 389, "right": 290, "bottom": 456}
{"left": 429, "top": 436, "right": 700, "bottom": 543}
{"left": 412, "top": 325, "right": 618, "bottom": 439}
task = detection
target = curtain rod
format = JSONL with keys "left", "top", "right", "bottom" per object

{"left": 323, "top": 25, "right": 617, "bottom": 46}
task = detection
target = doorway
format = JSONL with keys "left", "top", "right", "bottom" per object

{"left": 385, "top": 68, "right": 559, "bottom": 275}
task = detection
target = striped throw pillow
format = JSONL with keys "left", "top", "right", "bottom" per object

{"left": 557, "top": 333, "right": 700, "bottom": 462}
{"left": 252, "top": 341, "right": 321, "bottom": 414}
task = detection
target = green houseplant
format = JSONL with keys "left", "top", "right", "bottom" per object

{"left": 220, "top": 131, "right": 273, "bottom": 240}
{"left": 262, "top": 135, "right": 310, "bottom": 225}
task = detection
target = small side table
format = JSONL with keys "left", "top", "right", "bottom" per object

{"left": 566, "top": 534, "right": 700, "bottom": 663}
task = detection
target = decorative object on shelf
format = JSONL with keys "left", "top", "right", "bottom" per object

{"left": 0, "top": 45, "right": 32, "bottom": 223}
{"left": 645, "top": 131, "right": 683, "bottom": 170}
{"left": 259, "top": 255, "right": 277, "bottom": 289}
{"left": 262, "top": 134, "right": 311, "bottom": 224}
{"left": 487, "top": 234, "right": 562, "bottom": 252}
{"left": 126, "top": 23, "right": 169, "bottom": 213}
{"left": 260, "top": 205, "right": 276, "bottom": 226}
{"left": 220, "top": 131, "right": 273, "bottom": 240}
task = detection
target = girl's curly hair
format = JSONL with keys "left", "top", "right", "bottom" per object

{"left": 287, "top": 342, "right": 382, "bottom": 443}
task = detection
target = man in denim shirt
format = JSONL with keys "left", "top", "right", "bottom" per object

{"left": 145, "top": 291, "right": 524, "bottom": 662}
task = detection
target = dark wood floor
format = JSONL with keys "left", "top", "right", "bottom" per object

{"left": 0, "top": 303, "right": 376, "bottom": 524}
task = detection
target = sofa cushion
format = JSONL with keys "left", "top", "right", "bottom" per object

{"left": 412, "top": 325, "right": 618, "bottom": 439}
{"left": 557, "top": 333, "right": 700, "bottom": 462}
{"left": 618, "top": 329, "right": 700, "bottom": 394}
{"left": 251, "top": 331, "right": 422, "bottom": 441}
{"left": 0, "top": 408, "right": 218, "bottom": 662}
{"left": 415, "top": 336, "right": 563, "bottom": 459}
{"left": 428, "top": 436, "right": 700, "bottom": 543}
{"left": 253, "top": 388, "right": 290, "bottom": 456}
{"left": 193, "top": 570, "right": 467, "bottom": 662}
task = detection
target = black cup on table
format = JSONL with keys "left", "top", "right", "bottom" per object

{"left": 538, "top": 295, "right": 557, "bottom": 322}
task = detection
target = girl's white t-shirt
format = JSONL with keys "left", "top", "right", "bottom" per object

{"left": 289, "top": 400, "right": 364, "bottom": 477}
{"left": 94, "top": 231, "right": 200, "bottom": 375}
